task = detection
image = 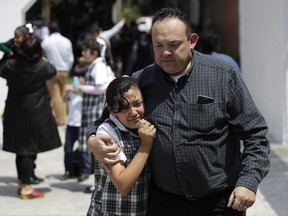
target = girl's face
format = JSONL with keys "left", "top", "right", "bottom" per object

{"left": 81, "top": 48, "right": 98, "bottom": 63}
{"left": 111, "top": 86, "right": 144, "bottom": 129}
{"left": 14, "top": 29, "right": 27, "bottom": 46}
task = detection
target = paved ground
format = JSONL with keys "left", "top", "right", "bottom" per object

{"left": 0, "top": 126, "right": 287, "bottom": 216}
{"left": 0, "top": 126, "right": 94, "bottom": 216}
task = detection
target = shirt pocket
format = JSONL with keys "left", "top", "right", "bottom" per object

{"left": 178, "top": 102, "right": 225, "bottom": 133}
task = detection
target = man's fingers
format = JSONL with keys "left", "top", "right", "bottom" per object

{"left": 102, "top": 142, "right": 119, "bottom": 153}
{"left": 103, "top": 157, "right": 120, "bottom": 165}
{"left": 227, "top": 187, "right": 256, "bottom": 211}
{"left": 87, "top": 134, "right": 117, "bottom": 162}
{"left": 104, "top": 145, "right": 121, "bottom": 157}
{"left": 227, "top": 193, "right": 235, "bottom": 207}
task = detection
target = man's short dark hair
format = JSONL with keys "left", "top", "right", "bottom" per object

{"left": 152, "top": 8, "right": 192, "bottom": 37}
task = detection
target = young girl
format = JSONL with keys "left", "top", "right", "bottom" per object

{"left": 87, "top": 76, "right": 156, "bottom": 216}
{"left": 74, "top": 39, "right": 115, "bottom": 182}
{"left": 0, "top": 25, "right": 29, "bottom": 64}
{"left": 61, "top": 70, "right": 86, "bottom": 180}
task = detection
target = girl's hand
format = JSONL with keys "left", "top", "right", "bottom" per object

{"left": 137, "top": 119, "right": 156, "bottom": 146}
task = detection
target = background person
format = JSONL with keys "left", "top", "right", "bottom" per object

{"left": 41, "top": 21, "right": 74, "bottom": 126}
{"left": 0, "top": 24, "right": 45, "bottom": 184}
{"left": 132, "top": 31, "right": 154, "bottom": 71}
{"left": 60, "top": 61, "right": 87, "bottom": 180}
{"left": 196, "top": 28, "right": 241, "bottom": 75}
{"left": 0, "top": 25, "right": 29, "bottom": 64}
{"left": 86, "top": 7, "right": 270, "bottom": 216}
{"left": 0, "top": 37, "right": 62, "bottom": 199}
{"left": 73, "top": 39, "right": 115, "bottom": 184}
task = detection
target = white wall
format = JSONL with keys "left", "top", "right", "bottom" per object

{"left": 0, "top": 0, "right": 36, "bottom": 144}
{"left": 239, "top": 0, "right": 287, "bottom": 144}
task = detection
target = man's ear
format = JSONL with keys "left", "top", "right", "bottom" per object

{"left": 189, "top": 33, "right": 199, "bottom": 49}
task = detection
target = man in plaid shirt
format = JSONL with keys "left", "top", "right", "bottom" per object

{"left": 86, "top": 8, "right": 270, "bottom": 216}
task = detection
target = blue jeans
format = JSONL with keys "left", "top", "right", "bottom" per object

{"left": 64, "top": 126, "right": 79, "bottom": 174}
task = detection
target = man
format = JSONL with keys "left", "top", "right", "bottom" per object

{"left": 86, "top": 8, "right": 270, "bottom": 216}
{"left": 41, "top": 21, "right": 74, "bottom": 125}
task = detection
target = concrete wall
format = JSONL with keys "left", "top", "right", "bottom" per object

{"left": 239, "top": 0, "right": 287, "bottom": 144}
{"left": 0, "top": 0, "right": 36, "bottom": 144}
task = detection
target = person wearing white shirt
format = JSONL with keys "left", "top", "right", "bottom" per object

{"left": 41, "top": 21, "right": 74, "bottom": 125}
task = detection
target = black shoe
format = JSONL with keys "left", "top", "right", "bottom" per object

{"left": 60, "top": 171, "right": 73, "bottom": 180}
{"left": 78, "top": 173, "right": 89, "bottom": 182}
{"left": 30, "top": 175, "right": 44, "bottom": 185}
{"left": 84, "top": 185, "right": 94, "bottom": 193}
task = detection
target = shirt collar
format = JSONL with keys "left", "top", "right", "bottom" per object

{"left": 109, "top": 114, "right": 139, "bottom": 137}
{"left": 109, "top": 114, "right": 127, "bottom": 131}
{"left": 159, "top": 50, "right": 196, "bottom": 83}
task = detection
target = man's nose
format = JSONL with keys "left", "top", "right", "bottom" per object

{"left": 162, "top": 49, "right": 172, "bottom": 55}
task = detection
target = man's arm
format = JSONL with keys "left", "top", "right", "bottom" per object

{"left": 227, "top": 69, "right": 270, "bottom": 212}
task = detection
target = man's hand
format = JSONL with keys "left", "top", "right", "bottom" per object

{"left": 227, "top": 186, "right": 256, "bottom": 211}
{"left": 87, "top": 134, "right": 121, "bottom": 164}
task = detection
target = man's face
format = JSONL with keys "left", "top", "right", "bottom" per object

{"left": 151, "top": 18, "right": 198, "bottom": 76}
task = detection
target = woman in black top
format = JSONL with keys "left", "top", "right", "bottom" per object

{"left": 0, "top": 37, "right": 61, "bottom": 199}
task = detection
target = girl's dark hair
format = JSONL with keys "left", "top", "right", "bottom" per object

{"left": 106, "top": 76, "right": 139, "bottom": 113}
{"left": 17, "top": 37, "right": 42, "bottom": 61}
{"left": 82, "top": 38, "right": 101, "bottom": 56}
{"left": 152, "top": 8, "right": 192, "bottom": 38}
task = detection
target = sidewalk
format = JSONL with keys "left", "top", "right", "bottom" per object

{"left": 247, "top": 144, "right": 288, "bottom": 216}
{"left": 0, "top": 126, "right": 287, "bottom": 215}
{"left": 0, "top": 126, "right": 94, "bottom": 216}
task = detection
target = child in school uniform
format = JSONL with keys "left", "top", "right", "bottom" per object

{"left": 61, "top": 61, "right": 87, "bottom": 180}
{"left": 87, "top": 76, "right": 156, "bottom": 216}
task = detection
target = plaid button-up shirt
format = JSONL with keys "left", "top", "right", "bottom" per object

{"left": 131, "top": 50, "right": 270, "bottom": 196}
